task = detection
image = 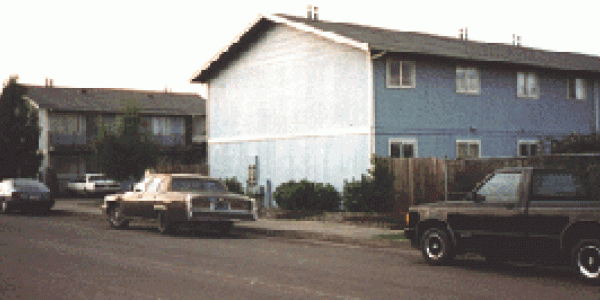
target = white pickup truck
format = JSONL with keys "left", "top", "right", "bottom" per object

{"left": 67, "top": 174, "right": 121, "bottom": 196}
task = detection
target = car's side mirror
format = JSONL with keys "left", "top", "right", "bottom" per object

{"left": 466, "top": 191, "right": 485, "bottom": 203}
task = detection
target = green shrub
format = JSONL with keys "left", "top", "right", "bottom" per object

{"left": 223, "top": 177, "right": 244, "bottom": 194}
{"left": 343, "top": 158, "right": 395, "bottom": 213}
{"left": 274, "top": 179, "right": 340, "bottom": 211}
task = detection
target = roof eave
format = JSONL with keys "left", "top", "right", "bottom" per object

{"left": 190, "top": 13, "right": 369, "bottom": 84}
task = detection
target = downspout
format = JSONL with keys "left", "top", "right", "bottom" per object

{"left": 367, "top": 50, "right": 385, "bottom": 159}
{"left": 595, "top": 79, "right": 599, "bottom": 133}
{"left": 367, "top": 48, "right": 375, "bottom": 159}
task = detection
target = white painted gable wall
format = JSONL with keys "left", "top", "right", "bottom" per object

{"left": 208, "top": 23, "right": 372, "bottom": 193}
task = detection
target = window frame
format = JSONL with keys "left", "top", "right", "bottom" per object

{"left": 517, "top": 139, "right": 539, "bottom": 157}
{"left": 389, "top": 138, "right": 418, "bottom": 158}
{"left": 517, "top": 72, "right": 539, "bottom": 99}
{"left": 455, "top": 66, "right": 481, "bottom": 95}
{"left": 386, "top": 59, "right": 416, "bottom": 89}
{"left": 456, "top": 139, "right": 481, "bottom": 159}
{"left": 567, "top": 78, "right": 586, "bottom": 100}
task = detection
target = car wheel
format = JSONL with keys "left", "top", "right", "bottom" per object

{"left": 572, "top": 239, "right": 600, "bottom": 284}
{"left": 420, "top": 228, "right": 455, "bottom": 266}
{"left": 157, "top": 211, "right": 176, "bottom": 234}
{"left": 108, "top": 204, "right": 129, "bottom": 229}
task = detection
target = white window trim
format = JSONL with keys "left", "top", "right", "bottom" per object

{"left": 517, "top": 72, "right": 539, "bottom": 99}
{"left": 386, "top": 59, "right": 416, "bottom": 89}
{"left": 517, "top": 139, "right": 539, "bottom": 157}
{"left": 456, "top": 66, "right": 481, "bottom": 95}
{"left": 389, "top": 138, "right": 418, "bottom": 158}
{"left": 567, "top": 78, "right": 587, "bottom": 100}
{"left": 456, "top": 139, "right": 481, "bottom": 158}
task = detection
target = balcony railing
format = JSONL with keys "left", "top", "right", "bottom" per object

{"left": 149, "top": 133, "right": 184, "bottom": 147}
{"left": 49, "top": 132, "right": 89, "bottom": 150}
{"left": 49, "top": 131, "right": 185, "bottom": 149}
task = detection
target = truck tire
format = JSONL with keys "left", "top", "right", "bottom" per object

{"left": 420, "top": 228, "right": 455, "bottom": 266}
{"left": 108, "top": 204, "right": 129, "bottom": 229}
{"left": 157, "top": 211, "right": 176, "bottom": 234}
{"left": 572, "top": 239, "right": 600, "bottom": 284}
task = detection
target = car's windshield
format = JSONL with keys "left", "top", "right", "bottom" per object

{"left": 14, "top": 181, "right": 50, "bottom": 193}
{"left": 89, "top": 176, "right": 107, "bottom": 181}
{"left": 170, "top": 178, "right": 227, "bottom": 193}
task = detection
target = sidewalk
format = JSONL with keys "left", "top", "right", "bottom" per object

{"left": 53, "top": 199, "right": 410, "bottom": 249}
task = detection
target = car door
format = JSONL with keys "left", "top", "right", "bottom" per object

{"left": 447, "top": 171, "right": 527, "bottom": 253}
{"left": 122, "top": 177, "right": 161, "bottom": 218}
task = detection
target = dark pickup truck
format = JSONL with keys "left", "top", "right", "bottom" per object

{"left": 405, "top": 167, "right": 600, "bottom": 283}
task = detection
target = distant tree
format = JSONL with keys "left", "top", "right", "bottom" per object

{"left": 94, "top": 102, "right": 159, "bottom": 181}
{"left": 0, "top": 76, "right": 42, "bottom": 179}
{"left": 223, "top": 177, "right": 244, "bottom": 194}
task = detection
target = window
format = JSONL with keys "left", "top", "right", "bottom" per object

{"left": 146, "top": 178, "right": 163, "bottom": 193}
{"left": 456, "top": 140, "right": 480, "bottom": 159}
{"left": 389, "top": 139, "right": 417, "bottom": 158}
{"left": 531, "top": 172, "right": 588, "bottom": 201}
{"left": 386, "top": 59, "right": 416, "bottom": 88}
{"left": 456, "top": 67, "right": 480, "bottom": 94}
{"left": 477, "top": 173, "right": 523, "bottom": 203}
{"left": 518, "top": 140, "right": 538, "bottom": 157}
{"left": 567, "top": 78, "right": 586, "bottom": 100}
{"left": 517, "top": 72, "right": 539, "bottom": 98}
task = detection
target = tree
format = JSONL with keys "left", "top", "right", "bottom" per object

{"left": 0, "top": 77, "right": 42, "bottom": 179}
{"left": 94, "top": 102, "right": 159, "bottom": 181}
{"left": 343, "top": 157, "right": 395, "bottom": 213}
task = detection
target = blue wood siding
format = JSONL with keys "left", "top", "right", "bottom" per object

{"left": 373, "top": 55, "right": 597, "bottom": 158}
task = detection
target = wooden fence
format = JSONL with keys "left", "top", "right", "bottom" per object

{"left": 387, "top": 155, "right": 600, "bottom": 213}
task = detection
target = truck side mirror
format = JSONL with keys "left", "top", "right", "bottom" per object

{"left": 466, "top": 191, "right": 485, "bottom": 203}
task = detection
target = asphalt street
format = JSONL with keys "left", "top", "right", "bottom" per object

{"left": 1, "top": 210, "right": 599, "bottom": 299}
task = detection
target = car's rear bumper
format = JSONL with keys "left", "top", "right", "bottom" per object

{"left": 189, "top": 211, "right": 257, "bottom": 222}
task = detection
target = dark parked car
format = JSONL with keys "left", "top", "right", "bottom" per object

{"left": 0, "top": 179, "right": 54, "bottom": 214}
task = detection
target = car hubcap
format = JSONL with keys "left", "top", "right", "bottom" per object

{"left": 426, "top": 233, "right": 444, "bottom": 259}
{"left": 578, "top": 245, "right": 600, "bottom": 278}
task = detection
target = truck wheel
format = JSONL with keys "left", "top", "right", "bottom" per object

{"left": 108, "top": 204, "right": 129, "bottom": 229}
{"left": 157, "top": 211, "right": 176, "bottom": 234}
{"left": 420, "top": 228, "right": 455, "bottom": 266}
{"left": 572, "top": 239, "right": 600, "bottom": 284}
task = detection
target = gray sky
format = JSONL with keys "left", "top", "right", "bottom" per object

{"left": 2, "top": 0, "right": 599, "bottom": 96}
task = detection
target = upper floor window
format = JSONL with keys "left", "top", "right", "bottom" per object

{"left": 567, "top": 78, "right": 586, "bottom": 100}
{"left": 389, "top": 138, "right": 417, "bottom": 158}
{"left": 386, "top": 59, "right": 416, "bottom": 88}
{"left": 456, "top": 67, "right": 480, "bottom": 94}
{"left": 518, "top": 140, "right": 538, "bottom": 157}
{"left": 456, "top": 139, "right": 480, "bottom": 159}
{"left": 517, "top": 72, "right": 539, "bottom": 98}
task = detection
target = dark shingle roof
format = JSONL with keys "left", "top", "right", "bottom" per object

{"left": 276, "top": 14, "right": 600, "bottom": 73}
{"left": 192, "top": 13, "right": 600, "bottom": 83}
{"left": 24, "top": 85, "right": 205, "bottom": 116}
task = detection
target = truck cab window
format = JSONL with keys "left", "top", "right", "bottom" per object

{"left": 532, "top": 173, "right": 587, "bottom": 201}
{"left": 476, "top": 173, "right": 523, "bottom": 203}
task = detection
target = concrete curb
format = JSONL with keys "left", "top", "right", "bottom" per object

{"left": 53, "top": 202, "right": 413, "bottom": 250}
